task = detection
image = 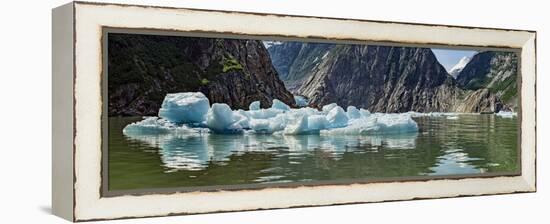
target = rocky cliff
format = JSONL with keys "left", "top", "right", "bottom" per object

{"left": 267, "top": 42, "right": 517, "bottom": 113}
{"left": 266, "top": 42, "right": 332, "bottom": 93}
{"left": 295, "top": 45, "right": 462, "bottom": 112}
{"left": 456, "top": 51, "right": 518, "bottom": 110}
{"left": 108, "top": 33, "right": 294, "bottom": 116}
{"left": 455, "top": 88, "right": 504, "bottom": 113}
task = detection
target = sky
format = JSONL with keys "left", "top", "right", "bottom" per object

{"left": 431, "top": 48, "right": 478, "bottom": 71}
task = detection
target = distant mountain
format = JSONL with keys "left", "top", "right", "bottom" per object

{"left": 448, "top": 56, "right": 472, "bottom": 79}
{"left": 296, "top": 45, "right": 466, "bottom": 112}
{"left": 267, "top": 43, "right": 513, "bottom": 113}
{"left": 108, "top": 34, "right": 518, "bottom": 116}
{"left": 266, "top": 42, "right": 332, "bottom": 92}
{"left": 262, "top": 41, "right": 283, "bottom": 49}
{"left": 456, "top": 51, "right": 518, "bottom": 109}
{"left": 108, "top": 34, "right": 294, "bottom": 116}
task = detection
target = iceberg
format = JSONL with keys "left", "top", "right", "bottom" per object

{"left": 346, "top": 106, "right": 361, "bottom": 119}
{"left": 206, "top": 103, "right": 243, "bottom": 134}
{"left": 359, "top": 108, "right": 371, "bottom": 118}
{"left": 322, "top": 113, "right": 418, "bottom": 135}
{"left": 290, "top": 107, "right": 318, "bottom": 117}
{"left": 249, "top": 119, "right": 271, "bottom": 133}
{"left": 284, "top": 115, "right": 309, "bottom": 135}
{"left": 125, "top": 92, "right": 421, "bottom": 137}
{"left": 321, "top": 103, "right": 338, "bottom": 113}
{"left": 246, "top": 108, "right": 283, "bottom": 119}
{"left": 233, "top": 109, "right": 251, "bottom": 129}
{"left": 249, "top": 101, "right": 261, "bottom": 111}
{"left": 496, "top": 111, "right": 517, "bottom": 118}
{"left": 326, "top": 106, "right": 349, "bottom": 128}
{"left": 271, "top": 99, "right": 291, "bottom": 111}
{"left": 123, "top": 117, "right": 207, "bottom": 136}
{"left": 123, "top": 117, "right": 178, "bottom": 135}
{"left": 249, "top": 116, "right": 285, "bottom": 134}
{"left": 406, "top": 111, "right": 462, "bottom": 118}
{"left": 307, "top": 115, "right": 327, "bottom": 132}
{"left": 158, "top": 92, "right": 210, "bottom": 124}
{"left": 294, "top": 95, "right": 309, "bottom": 107}
{"left": 374, "top": 113, "right": 419, "bottom": 134}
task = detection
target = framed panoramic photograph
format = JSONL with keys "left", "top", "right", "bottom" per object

{"left": 52, "top": 1, "right": 536, "bottom": 222}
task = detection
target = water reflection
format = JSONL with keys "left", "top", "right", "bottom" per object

{"left": 430, "top": 148, "right": 483, "bottom": 175}
{"left": 109, "top": 115, "right": 519, "bottom": 190}
{"left": 124, "top": 131, "right": 419, "bottom": 172}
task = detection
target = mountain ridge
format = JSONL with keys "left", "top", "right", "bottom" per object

{"left": 455, "top": 51, "right": 518, "bottom": 109}
{"left": 266, "top": 42, "right": 517, "bottom": 113}
{"left": 108, "top": 33, "right": 295, "bottom": 116}
{"left": 449, "top": 56, "right": 472, "bottom": 79}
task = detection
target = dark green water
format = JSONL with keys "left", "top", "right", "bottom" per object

{"left": 108, "top": 115, "right": 518, "bottom": 191}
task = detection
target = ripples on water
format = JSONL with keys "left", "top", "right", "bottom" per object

{"left": 108, "top": 114, "right": 518, "bottom": 190}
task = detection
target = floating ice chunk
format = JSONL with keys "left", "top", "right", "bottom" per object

{"left": 496, "top": 111, "right": 517, "bottom": 118}
{"left": 206, "top": 103, "right": 242, "bottom": 133}
{"left": 289, "top": 107, "right": 318, "bottom": 117}
{"left": 123, "top": 117, "right": 174, "bottom": 135}
{"left": 346, "top": 106, "right": 361, "bottom": 119}
{"left": 233, "top": 109, "right": 250, "bottom": 129}
{"left": 249, "top": 114, "right": 287, "bottom": 134}
{"left": 406, "top": 111, "right": 466, "bottom": 118}
{"left": 326, "top": 106, "right": 349, "bottom": 128}
{"left": 246, "top": 108, "right": 283, "bottom": 119}
{"left": 447, "top": 116, "right": 459, "bottom": 120}
{"left": 307, "top": 115, "right": 327, "bottom": 132}
{"left": 250, "top": 119, "right": 271, "bottom": 133}
{"left": 284, "top": 115, "right": 309, "bottom": 135}
{"left": 294, "top": 95, "right": 309, "bottom": 107}
{"left": 405, "top": 111, "right": 422, "bottom": 117}
{"left": 322, "top": 113, "right": 418, "bottom": 135}
{"left": 158, "top": 92, "right": 210, "bottom": 124}
{"left": 373, "top": 114, "right": 419, "bottom": 134}
{"left": 271, "top": 99, "right": 290, "bottom": 111}
{"left": 322, "top": 103, "right": 338, "bottom": 113}
{"left": 249, "top": 101, "right": 261, "bottom": 111}
{"left": 321, "top": 119, "right": 375, "bottom": 135}
{"left": 269, "top": 114, "right": 288, "bottom": 133}
{"left": 127, "top": 93, "right": 421, "bottom": 137}
{"left": 123, "top": 117, "right": 206, "bottom": 136}
{"left": 359, "top": 108, "right": 371, "bottom": 118}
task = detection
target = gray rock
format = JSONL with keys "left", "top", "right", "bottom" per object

{"left": 108, "top": 34, "right": 294, "bottom": 116}
{"left": 297, "top": 45, "right": 461, "bottom": 112}
{"left": 268, "top": 42, "right": 518, "bottom": 113}
{"left": 456, "top": 51, "right": 518, "bottom": 110}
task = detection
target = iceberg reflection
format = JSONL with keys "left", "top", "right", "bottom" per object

{"left": 124, "top": 130, "right": 418, "bottom": 171}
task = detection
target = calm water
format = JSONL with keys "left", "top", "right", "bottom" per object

{"left": 108, "top": 115, "right": 518, "bottom": 191}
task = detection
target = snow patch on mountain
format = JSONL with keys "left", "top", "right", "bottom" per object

{"left": 449, "top": 56, "right": 472, "bottom": 79}
{"left": 262, "top": 41, "right": 283, "bottom": 49}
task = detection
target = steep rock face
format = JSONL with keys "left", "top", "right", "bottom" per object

{"left": 267, "top": 42, "right": 332, "bottom": 92}
{"left": 265, "top": 42, "right": 302, "bottom": 81}
{"left": 297, "top": 45, "right": 463, "bottom": 112}
{"left": 455, "top": 89, "right": 503, "bottom": 113}
{"left": 456, "top": 51, "right": 518, "bottom": 109}
{"left": 108, "top": 33, "right": 294, "bottom": 116}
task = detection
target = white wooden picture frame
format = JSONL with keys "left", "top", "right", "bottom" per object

{"left": 52, "top": 1, "right": 536, "bottom": 221}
